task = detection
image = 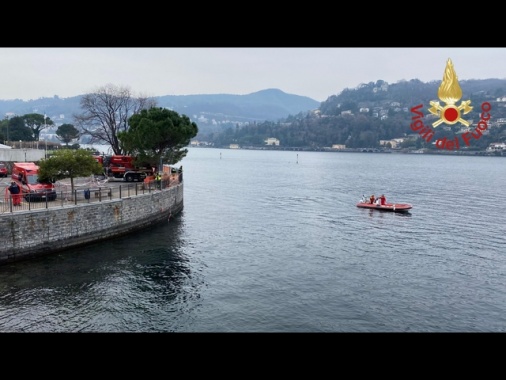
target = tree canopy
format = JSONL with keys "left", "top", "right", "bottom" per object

{"left": 7, "top": 116, "right": 33, "bottom": 141}
{"left": 23, "top": 113, "right": 54, "bottom": 140}
{"left": 118, "top": 107, "right": 198, "bottom": 168}
{"left": 0, "top": 113, "right": 54, "bottom": 142}
{"left": 56, "top": 124, "right": 80, "bottom": 145}
{"left": 38, "top": 149, "right": 104, "bottom": 194}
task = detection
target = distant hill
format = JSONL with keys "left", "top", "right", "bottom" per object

{"left": 0, "top": 88, "right": 321, "bottom": 139}
{"left": 208, "top": 78, "right": 506, "bottom": 150}
{"left": 157, "top": 88, "right": 320, "bottom": 121}
{"left": 319, "top": 78, "right": 506, "bottom": 116}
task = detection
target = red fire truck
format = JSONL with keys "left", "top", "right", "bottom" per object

{"left": 11, "top": 162, "right": 57, "bottom": 202}
{"left": 96, "top": 155, "right": 155, "bottom": 182}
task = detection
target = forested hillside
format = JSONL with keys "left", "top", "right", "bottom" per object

{"left": 206, "top": 78, "right": 506, "bottom": 151}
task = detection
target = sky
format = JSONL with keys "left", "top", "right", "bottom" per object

{"left": 1, "top": 48, "right": 506, "bottom": 103}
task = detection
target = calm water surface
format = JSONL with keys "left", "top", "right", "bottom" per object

{"left": 1, "top": 148, "right": 505, "bottom": 332}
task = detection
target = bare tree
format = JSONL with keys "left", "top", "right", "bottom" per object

{"left": 73, "top": 84, "right": 157, "bottom": 154}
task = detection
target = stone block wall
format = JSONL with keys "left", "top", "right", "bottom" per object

{"left": 0, "top": 183, "right": 183, "bottom": 265}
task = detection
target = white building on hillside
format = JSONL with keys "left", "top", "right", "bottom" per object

{"left": 487, "top": 142, "right": 506, "bottom": 151}
{"left": 265, "top": 138, "right": 280, "bottom": 146}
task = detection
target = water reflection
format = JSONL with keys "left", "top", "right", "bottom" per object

{"left": 0, "top": 214, "right": 203, "bottom": 332}
{"left": 365, "top": 209, "right": 412, "bottom": 218}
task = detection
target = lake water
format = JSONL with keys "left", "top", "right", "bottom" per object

{"left": 1, "top": 148, "right": 505, "bottom": 332}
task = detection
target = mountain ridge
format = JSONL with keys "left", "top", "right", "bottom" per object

{"left": 0, "top": 88, "right": 320, "bottom": 139}
{"left": 0, "top": 88, "right": 319, "bottom": 117}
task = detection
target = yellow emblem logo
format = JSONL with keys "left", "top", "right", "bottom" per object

{"left": 428, "top": 58, "right": 473, "bottom": 127}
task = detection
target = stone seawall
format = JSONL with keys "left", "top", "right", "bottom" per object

{"left": 0, "top": 182, "right": 183, "bottom": 265}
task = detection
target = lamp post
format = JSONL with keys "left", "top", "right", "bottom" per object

{"left": 43, "top": 114, "right": 47, "bottom": 158}
{"left": 5, "top": 115, "right": 9, "bottom": 143}
{"left": 41, "top": 137, "right": 47, "bottom": 159}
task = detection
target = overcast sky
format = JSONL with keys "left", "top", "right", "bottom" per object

{"left": 1, "top": 48, "right": 505, "bottom": 102}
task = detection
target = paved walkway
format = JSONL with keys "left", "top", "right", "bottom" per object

{"left": 0, "top": 175, "right": 180, "bottom": 214}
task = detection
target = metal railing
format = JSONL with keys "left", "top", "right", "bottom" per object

{"left": 0, "top": 178, "right": 177, "bottom": 214}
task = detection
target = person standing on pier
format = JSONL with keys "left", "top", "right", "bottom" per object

{"left": 8, "top": 181, "right": 22, "bottom": 206}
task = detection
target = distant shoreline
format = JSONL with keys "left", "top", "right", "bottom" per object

{"left": 193, "top": 146, "right": 506, "bottom": 157}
